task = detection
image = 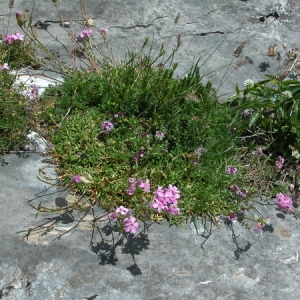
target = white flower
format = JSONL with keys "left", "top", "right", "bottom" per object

{"left": 282, "top": 90, "right": 292, "bottom": 99}
{"left": 243, "top": 79, "right": 254, "bottom": 88}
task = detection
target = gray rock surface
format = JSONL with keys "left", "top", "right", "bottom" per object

{"left": 1, "top": 0, "right": 300, "bottom": 299}
{"left": 1, "top": 0, "right": 300, "bottom": 98}
{"left": 1, "top": 153, "right": 300, "bottom": 299}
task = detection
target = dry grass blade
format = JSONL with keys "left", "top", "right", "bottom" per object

{"left": 233, "top": 41, "right": 246, "bottom": 58}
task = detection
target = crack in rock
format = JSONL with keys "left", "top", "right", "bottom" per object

{"left": 185, "top": 31, "right": 225, "bottom": 36}
{"left": 111, "top": 16, "right": 167, "bottom": 29}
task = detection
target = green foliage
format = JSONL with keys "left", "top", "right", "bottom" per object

{"left": 0, "top": 71, "right": 28, "bottom": 152}
{"left": 41, "top": 49, "right": 250, "bottom": 223}
{"left": 0, "top": 36, "right": 38, "bottom": 69}
{"left": 0, "top": 32, "right": 39, "bottom": 153}
{"left": 230, "top": 75, "right": 300, "bottom": 156}
{"left": 43, "top": 59, "right": 218, "bottom": 153}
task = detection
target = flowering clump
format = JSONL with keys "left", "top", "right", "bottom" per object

{"left": 274, "top": 193, "right": 293, "bottom": 212}
{"left": 3, "top": 33, "right": 24, "bottom": 44}
{"left": 108, "top": 206, "right": 139, "bottom": 234}
{"left": 149, "top": 185, "right": 181, "bottom": 216}
{"left": 101, "top": 120, "right": 114, "bottom": 132}
{"left": 226, "top": 166, "right": 238, "bottom": 175}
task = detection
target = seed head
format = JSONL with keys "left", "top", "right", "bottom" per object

{"left": 233, "top": 42, "right": 246, "bottom": 58}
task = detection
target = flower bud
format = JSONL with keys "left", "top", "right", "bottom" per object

{"left": 85, "top": 17, "right": 95, "bottom": 27}
{"left": 16, "top": 9, "right": 28, "bottom": 28}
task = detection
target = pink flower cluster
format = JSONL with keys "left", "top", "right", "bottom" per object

{"left": 101, "top": 120, "right": 114, "bottom": 132}
{"left": 230, "top": 185, "right": 248, "bottom": 197}
{"left": 126, "top": 178, "right": 150, "bottom": 195}
{"left": 226, "top": 166, "right": 238, "bottom": 175}
{"left": 78, "top": 28, "right": 92, "bottom": 41}
{"left": 149, "top": 185, "right": 181, "bottom": 216}
{"left": 274, "top": 193, "right": 293, "bottom": 212}
{"left": 108, "top": 206, "right": 139, "bottom": 234}
{"left": 3, "top": 33, "right": 24, "bottom": 44}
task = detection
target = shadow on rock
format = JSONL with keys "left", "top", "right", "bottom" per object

{"left": 90, "top": 222, "right": 150, "bottom": 275}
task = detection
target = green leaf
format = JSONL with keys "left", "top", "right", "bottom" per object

{"left": 249, "top": 112, "right": 260, "bottom": 128}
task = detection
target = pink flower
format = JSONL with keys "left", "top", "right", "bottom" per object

{"left": 164, "top": 185, "right": 180, "bottom": 205}
{"left": 3, "top": 34, "right": 14, "bottom": 44}
{"left": 155, "top": 131, "right": 165, "bottom": 139}
{"left": 115, "top": 205, "right": 131, "bottom": 216}
{"left": 224, "top": 212, "right": 237, "bottom": 223}
{"left": 3, "top": 33, "right": 24, "bottom": 44}
{"left": 253, "top": 217, "right": 270, "bottom": 232}
{"left": 72, "top": 174, "right": 81, "bottom": 183}
{"left": 165, "top": 205, "right": 180, "bottom": 216}
{"left": 97, "top": 28, "right": 108, "bottom": 35}
{"left": 230, "top": 185, "right": 248, "bottom": 197}
{"left": 149, "top": 199, "right": 166, "bottom": 213}
{"left": 1, "top": 63, "right": 9, "bottom": 70}
{"left": 237, "top": 188, "right": 248, "bottom": 198}
{"left": 153, "top": 186, "right": 166, "bottom": 205}
{"left": 253, "top": 222, "right": 265, "bottom": 232}
{"left": 78, "top": 28, "right": 93, "bottom": 40}
{"left": 275, "top": 156, "right": 285, "bottom": 170}
{"left": 226, "top": 166, "right": 238, "bottom": 175}
{"left": 275, "top": 193, "right": 293, "bottom": 212}
{"left": 126, "top": 177, "right": 137, "bottom": 195}
{"left": 14, "top": 32, "right": 24, "bottom": 41}
{"left": 123, "top": 216, "right": 139, "bottom": 234}
{"left": 101, "top": 120, "right": 114, "bottom": 132}
{"left": 26, "top": 84, "right": 39, "bottom": 99}
{"left": 137, "top": 179, "right": 151, "bottom": 193}
{"left": 108, "top": 211, "right": 118, "bottom": 222}
{"left": 230, "top": 185, "right": 240, "bottom": 193}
